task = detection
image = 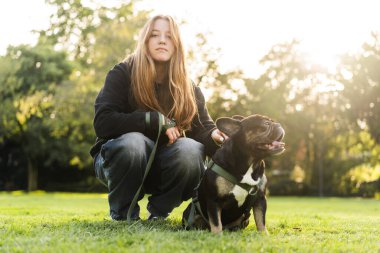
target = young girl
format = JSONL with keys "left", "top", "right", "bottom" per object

{"left": 90, "top": 15, "right": 227, "bottom": 221}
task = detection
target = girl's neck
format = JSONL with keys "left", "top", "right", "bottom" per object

{"left": 155, "top": 62, "right": 168, "bottom": 84}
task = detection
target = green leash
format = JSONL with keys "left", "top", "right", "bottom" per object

{"left": 126, "top": 112, "right": 175, "bottom": 223}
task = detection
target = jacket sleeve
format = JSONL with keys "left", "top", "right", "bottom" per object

{"left": 93, "top": 63, "right": 160, "bottom": 140}
{"left": 187, "top": 86, "right": 220, "bottom": 156}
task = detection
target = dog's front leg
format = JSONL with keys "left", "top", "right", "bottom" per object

{"left": 253, "top": 195, "right": 269, "bottom": 234}
{"left": 206, "top": 200, "right": 222, "bottom": 234}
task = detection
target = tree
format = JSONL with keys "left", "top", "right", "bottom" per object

{"left": 337, "top": 32, "right": 380, "bottom": 143}
{"left": 0, "top": 0, "right": 148, "bottom": 190}
{"left": 24, "top": 1, "right": 148, "bottom": 191}
{"left": 0, "top": 44, "right": 72, "bottom": 191}
{"left": 329, "top": 32, "right": 380, "bottom": 196}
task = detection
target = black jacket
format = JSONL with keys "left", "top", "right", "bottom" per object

{"left": 90, "top": 62, "right": 219, "bottom": 158}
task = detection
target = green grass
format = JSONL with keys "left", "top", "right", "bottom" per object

{"left": 1, "top": 192, "right": 379, "bottom": 253}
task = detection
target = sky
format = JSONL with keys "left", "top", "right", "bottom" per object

{"left": 0, "top": 0, "right": 379, "bottom": 77}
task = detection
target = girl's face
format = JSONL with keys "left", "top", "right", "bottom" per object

{"left": 148, "top": 18, "right": 175, "bottom": 63}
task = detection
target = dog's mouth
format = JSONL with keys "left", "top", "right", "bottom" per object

{"left": 257, "top": 127, "right": 286, "bottom": 156}
{"left": 264, "top": 140, "right": 285, "bottom": 150}
{"left": 266, "top": 140, "right": 285, "bottom": 155}
{"left": 258, "top": 140, "right": 285, "bottom": 154}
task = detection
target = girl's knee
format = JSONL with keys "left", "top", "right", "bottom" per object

{"left": 171, "top": 138, "right": 204, "bottom": 176}
{"left": 100, "top": 133, "right": 153, "bottom": 182}
{"left": 103, "top": 132, "right": 151, "bottom": 158}
{"left": 175, "top": 138, "right": 204, "bottom": 161}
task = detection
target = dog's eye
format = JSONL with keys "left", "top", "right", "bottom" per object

{"left": 264, "top": 121, "right": 271, "bottom": 126}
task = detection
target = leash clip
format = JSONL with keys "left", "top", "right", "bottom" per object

{"left": 248, "top": 186, "right": 259, "bottom": 196}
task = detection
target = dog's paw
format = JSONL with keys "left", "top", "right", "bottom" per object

{"left": 259, "top": 228, "right": 270, "bottom": 235}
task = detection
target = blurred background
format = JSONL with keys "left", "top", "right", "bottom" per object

{"left": 0, "top": 0, "right": 379, "bottom": 197}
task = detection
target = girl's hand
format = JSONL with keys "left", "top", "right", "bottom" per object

{"left": 211, "top": 129, "right": 229, "bottom": 146}
{"left": 165, "top": 127, "right": 181, "bottom": 145}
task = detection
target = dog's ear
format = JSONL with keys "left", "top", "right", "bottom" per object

{"left": 216, "top": 117, "right": 242, "bottom": 136}
{"left": 232, "top": 115, "right": 244, "bottom": 121}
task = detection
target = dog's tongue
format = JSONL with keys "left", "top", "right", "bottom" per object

{"left": 271, "top": 141, "right": 285, "bottom": 148}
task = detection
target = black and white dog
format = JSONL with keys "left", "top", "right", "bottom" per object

{"left": 182, "top": 115, "right": 285, "bottom": 234}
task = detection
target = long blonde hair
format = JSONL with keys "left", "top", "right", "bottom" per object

{"left": 128, "top": 15, "right": 197, "bottom": 131}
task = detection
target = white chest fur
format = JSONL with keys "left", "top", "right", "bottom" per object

{"left": 215, "top": 165, "right": 267, "bottom": 207}
{"left": 240, "top": 166, "right": 259, "bottom": 185}
{"left": 231, "top": 186, "right": 249, "bottom": 207}
{"left": 231, "top": 168, "right": 267, "bottom": 207}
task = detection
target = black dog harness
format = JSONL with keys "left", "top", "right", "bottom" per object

{"left": 183, "top": 159, "right": 263, "bottom": 228}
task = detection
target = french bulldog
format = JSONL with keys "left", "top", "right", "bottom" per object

{"left": 182, "top": 114, "right": 285, "bottom": 234}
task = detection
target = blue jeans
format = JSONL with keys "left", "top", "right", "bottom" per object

{"left": 94, "top": 132, "right": 205, "bottom": 220}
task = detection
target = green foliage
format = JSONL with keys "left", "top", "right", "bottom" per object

{"left": 1, "top": 44, "right": 71, "bottom": 128}
{"left": 339, "top": 164, "right": 380, "bottom": 196}
{"left": 90, "top": 4, "right": 149, "bottom": 75}
{"left": 1, "top": 1, "right": 150, "bottom": 190}
{"left": 41, "top": 0, "right": 100, "bottom": 65}
{"left": 1, "top": 193, "right": 379, "bottom": 252}
{"left": 45, "top": 75, "right": 96, "bottom": 170}
{"left": 329, "top": 130, "right": 380, "bottom": 197}
{"left": 41, "top": 0, "right": 148, "bottom": 72}
{"left": 337, "top": 32, "right": 380, "bottom": 142}
{"left": 9, "top": 44, "right": 71, "bottom": 93}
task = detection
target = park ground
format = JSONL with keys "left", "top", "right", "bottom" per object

{"left": 0, "top": 192, "right": 379, "bottom": 252}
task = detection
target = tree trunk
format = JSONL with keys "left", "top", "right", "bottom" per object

{"left": 317, "top": 142, "right": 324, "bottom": 197}
{"left": 310, "top": 140, "right": 324, "bottom": 196}
{"left": 27, "top": 157, "right": 38, "bottom": 191}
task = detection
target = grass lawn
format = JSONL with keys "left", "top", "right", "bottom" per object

{"left": 0, "top": 192, "right": 379, "bottom": 253}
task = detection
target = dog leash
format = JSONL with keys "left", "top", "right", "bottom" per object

{"left": 126, "top": 112, "right": 175, "bottom": 223}
{"left": 183, "top": 173, "right": 208, "bottom": 228}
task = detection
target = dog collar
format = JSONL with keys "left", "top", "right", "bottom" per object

{"left": 208, "top": 160, "right": 260, "bottom": 195}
